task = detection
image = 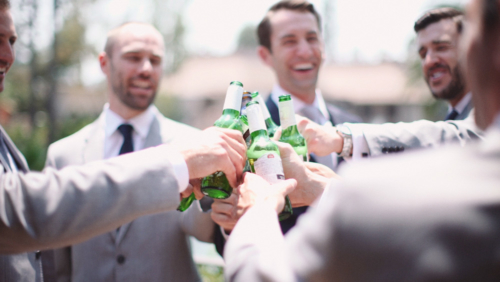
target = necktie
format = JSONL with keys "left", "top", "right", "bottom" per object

{"left": 0, "top": 131, "right": 12, "bottom": 170}
{"left": 118, "top": 124, "right": 134, "bottom": 155}
{"left": 445, "top": 109, "right": 459, "bottom": 121}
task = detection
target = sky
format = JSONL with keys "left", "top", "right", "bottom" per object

{"left": 14, "top": 0, "right": 469, "bottom": 85}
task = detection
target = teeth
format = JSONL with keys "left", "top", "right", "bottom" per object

{"left": 294, "top": 63, "right": 313, "bottom": 71}
{"left": 131, "top": 81, "right": 150, "bottom": 89}
{"left": 431, "top": 72, "right": 445, "bottom": 79}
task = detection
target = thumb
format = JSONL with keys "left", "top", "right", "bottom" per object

{"left": 272, "top": 178, "right": 297, "bottom": 196}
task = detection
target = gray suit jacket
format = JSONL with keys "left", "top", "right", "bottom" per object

{"left": 0, "top": 125, "right": 186, "bottom": 282}
{"left": 346, "top": 111, "right": 483, "bottom": 157}
{"left": 46, "top": 109, "right": 214, "bottom": 282}
{"left": 225, "top": 123, "right": 500, "bottom": 281}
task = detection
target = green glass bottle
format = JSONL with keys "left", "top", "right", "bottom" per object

{"left": 278, "top": 95, "right": 308, "bottom": 162}
{"left": 200, "top": 81, "right": 244, "bottom": 199}
{"left": 246, "top": 101, "right": 293, "bottom": 221}
{"left": 251, "top": 92, "right": 279, "bottom": 138}
{"left": 177, "top": 192, "right": 196, "bottom": 212}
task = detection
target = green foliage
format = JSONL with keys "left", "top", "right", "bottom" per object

{"left": 197, "top": 264, "right": 224, "bottom": 282}
{"left": 237, "top": 25, "right": 258, "bottom": 51}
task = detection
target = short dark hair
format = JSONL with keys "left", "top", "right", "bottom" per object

{"left": 414, "top": 8, "right": 464, "bottom": 34}
{"left": 257, "top": 0, "right": 321, "bottom": 52}
{"left": 0, "top": 0, "right": 10, "bottom": 10}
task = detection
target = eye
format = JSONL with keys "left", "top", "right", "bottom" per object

{"left": 150, "top": 57, "right": 162, "bottom": 66}
{"left": 419, "top": 50, "right": 427, "bottom": 59}
{"left": 436, "top": 45, "right": 449, "bottom": 51}
{"left": 9, "top": 37, "right": 16, "bottom": 46}
{"left": 307, "top": 36, "right": 318, "bottom": 43}
{"left": 283, "top": 39, "right": 296, "bottom": 46}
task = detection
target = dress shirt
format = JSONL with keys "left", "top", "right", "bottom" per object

{"left": 101, "top": 104, "right": 189, "bottom": 192}
{"left": 345, "top": 92, "right": 474, "bottom": 160}
{"left": 447, "top": 92, "right": 472, "bottom": 117}
{"left": 271, "top": 84, "right": 338, "bottom": 169}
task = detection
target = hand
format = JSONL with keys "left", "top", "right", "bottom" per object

{"left": 211, "top": 192, "right": 240, "bottom": 233}
{"left": 237, "top": 173, "right": 296, "bottom": 214}
{"left": 276, "top": 142, "right": 331, "bottom": 207}
{"left": 304, "top": 162, "right": 340, "bottom": 180}
{"left": 179, "top": 179, "right": 204, "bottom": 201}
{"left": 176, "top": 127, "right": 247, "bottom": 188}
{"left": 296, "top": 116, "right": 342, "bottom": 156}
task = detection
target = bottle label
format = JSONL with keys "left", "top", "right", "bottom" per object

{"left": 256, "top": 95, "right": 271, "bottom": 120}
{"left": 247, "top": 104, "right": 267, "bottom": 133}
{"left": 223, "top": 84, "right": 243, "bottom": 111}
{"left": 279, "top": 100, "right": 296, "bottom": 130}
{"left": 254, "top": 153, "right": 285, "bottom": 184}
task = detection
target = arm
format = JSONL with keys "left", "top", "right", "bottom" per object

{"left": 0, "top": 127, "right": 246, "bottom": 254}
{"left": 298, "top": 114, "right": 484, "bottom": 159}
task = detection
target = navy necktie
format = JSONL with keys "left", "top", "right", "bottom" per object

{"left": 118, "top": 124, "right": 134, "bottom": 155}
{"left": 0, "top": 132, "right": 12, "bottom": 170}
{"left": 445, "top": 109, "right": 459, "bottom": 121}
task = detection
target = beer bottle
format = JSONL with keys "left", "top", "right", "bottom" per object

{"left": 200, "top": 81, "right": 244, "bottom": 199}
{"left": 246, "top": 101, "right": 293, "bottom": 221}
{"left": 278, "top": 95, "right": 308, "bottom": 162}
{"left": 251, "top": 91, "right": 279, "bottom": 138}
{"left": 177, "top": 193, "right": 196, "bottom": 212}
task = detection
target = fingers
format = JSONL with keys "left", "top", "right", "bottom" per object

{"left": 274, "top": 179, "right": 297, "bottom": 197}
{"left": 180, "top": 183, "right": 193, "bottom": 200}
{"left": 272, "top": 127, "right": 282, "bottom": 141}
{"left": 275, "top": 141, "right": 297, "bottom": 161}
{"left": 189, "top": 179, "right": 205, "bottom": 200}
{"left": 296, "top": 115, "right": 312, "bottom": 133}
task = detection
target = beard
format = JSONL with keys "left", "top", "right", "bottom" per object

{"left": 427, "top": 64, "right": 466, "bottom": 101}
{"left": 110, "top": 65, "right": 157, "bottom": 111}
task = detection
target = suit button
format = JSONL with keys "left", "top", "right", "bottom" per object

{"left": 117, "top": 255, "right": 126, "bottom": 264}
{"left": 382, "top": 148, "right": 388, "bottom": 153}
{"left": 35, "top": 251, "right": 41, "bottom": 260}
{"left": 388, "top": 147, "right": 395, "bottom": 153}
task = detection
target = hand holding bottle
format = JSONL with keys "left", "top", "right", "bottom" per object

{"left": 296, "top": 116, "right": 343, "bottom": 156}
{"left": 275, "top": 142, "right": 332, "bottom": 207}
{"left": 177, "top": 127, "right": 246, "bottom": 189}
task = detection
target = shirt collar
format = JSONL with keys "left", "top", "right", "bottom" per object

{"left": 270, "top": 84, "right": 330, "bottom": 121}
{"left": 449, "top": 92, "right": 472, "bottom": 114}
{"left": 103, "top": 103, "right": 156, "bottom": 139}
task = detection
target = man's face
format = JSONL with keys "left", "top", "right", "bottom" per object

{"left": 103, "top": 25, "right": 164, "bottom": 111}
{"left": 262, "top": 10, "right": 324, "bottom": 94}
{"left": 417, "top": 19, "right": 465, "bottom": 101}
{"left": 0, "top": 9, "right": 16, "bottom": 93}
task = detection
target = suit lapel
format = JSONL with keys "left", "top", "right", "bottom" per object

{"left": 115, "top": 113, "right": 164, "bottom": 244}
{"left": 83, "top": 114, "right": 106, "bottom": 164}
{"left": 0, "top": 125, "right": 29, "bottom": 172}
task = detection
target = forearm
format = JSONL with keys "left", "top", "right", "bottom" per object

{"left": 0, "top": 145, "right": 181, "bottom": 254}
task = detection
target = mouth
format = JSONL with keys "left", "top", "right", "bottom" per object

{"left": 130, "top": 80, "right": 153, "bottom": 90}
{"left": 293, "top": 63, "right": 314, "bottom": 72}
{"left": 0, "top": 67, "right": 7, "bottom": 76}
{"left": 427, "top": 65, "right": 450, "bottom": 83}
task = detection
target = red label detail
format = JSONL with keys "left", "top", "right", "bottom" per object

{"left": 268, "top": 154, "right": 275, "bottom": 159}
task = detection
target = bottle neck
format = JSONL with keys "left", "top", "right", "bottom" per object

{"left": 247, "top": 105, "right": 267, "bottom": 134}
{"left": 221, "top": 108, "right": 240, "bottom": 118}
{"left": 278, "top": 99, "right": 297, "bottom": 130}
{"left": 223, "top": 84, "right": 243, "bottom": 111}
{"left": 250, "top": 129, "right": 269, "bottom": 141}
{"left": 255, "top": 95, "right": 272, "bottom": 120}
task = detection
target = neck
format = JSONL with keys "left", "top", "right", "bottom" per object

{"left": 448, "top": 88, "right": 470, "bottom": 108}
{"left": 279, "top": 83, "right": 316, "bottom": 104}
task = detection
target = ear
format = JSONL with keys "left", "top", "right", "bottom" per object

{"left": 99, "top": 52, "right": 110, "bottom": 75}
{"left": 257, "top": 46, "right": 274, "bottom": 68}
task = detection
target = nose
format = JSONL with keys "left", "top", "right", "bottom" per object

{"left": 0, "top": 40, "right": 15, "bottom": 68}
{"left": 296, "top": 39, "right": 314, "bottom": 58}
{"left": 423, "top": 49, "right": 439, "bottom": 68}
{"left": 139, "top": 58, "right": 153, "bottom": 76}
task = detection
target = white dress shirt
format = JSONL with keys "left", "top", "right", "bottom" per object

{"left": 101, "top": 104, "right": 189, "bottom": 193}
{"left": 447, "top": 92, "right": 472, "bottom": 116}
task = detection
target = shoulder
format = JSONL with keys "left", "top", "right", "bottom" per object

{"left": 325, "top": 102, "right": 362, "bottom": 124}
{"left": 155, "top": 112, "right": 200, "bottom": 139}
{"left": 47, "top": 121, "right": 97, "bottom": 160}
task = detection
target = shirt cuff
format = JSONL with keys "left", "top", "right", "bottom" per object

{"left": 168, "top": 148, "right": 189, "bottom": 193}
{"left": 344, "top": 123, "right": 370, "bottom": 161}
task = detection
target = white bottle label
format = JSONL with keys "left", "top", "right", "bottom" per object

{"left": 279, "top": 100, "right": 296, "bottom": 130}
{"left": 223, "top": 84, "right": 243, "bottom": 111}
{"left": 247, "top": 104, "right": 266, "bottom": 133}
{"left": 255, "top": 95, "right": 271, "bottom": 120}
{"left": 254, "top": 153, "right": 285, "bottom": 184}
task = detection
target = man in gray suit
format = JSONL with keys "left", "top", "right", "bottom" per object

{"left": 0, "top": 3, "right": 247, "bottom": 281}
{"left": 46, "top": 23, "right": 215, "bottom": 282}
{"left": 224, "top": 0, "right": 500, "bottom": 280}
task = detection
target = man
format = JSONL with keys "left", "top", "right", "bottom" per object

{"left": 258, "top": 0, "right": 361, "bottom": 171}
{"left": 211, "top": 1, "right": 361, "bottom": 251}
{"left": 224, "top": 0, "right": 500, "bottom": 280}
{"left": 46, "top": 23, "right": 214, "bottom": 282}
{"left": 0, "top": 2, "right": 247, "bottom": 281}
{"left": 299, "top": 7, "right": 482, "bottom": 160}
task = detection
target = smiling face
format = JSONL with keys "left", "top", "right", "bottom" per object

{"left": 417, "top": 18, "right": 467, "bottom": 106}
{"left": 0, "top": 9, "right": 16, "bottom": 93}
{"left": 100, "top": 23, "right": 164, "bottom": 117}
{"left": 258, "top": 9, "right": 324, "bottom": 103}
